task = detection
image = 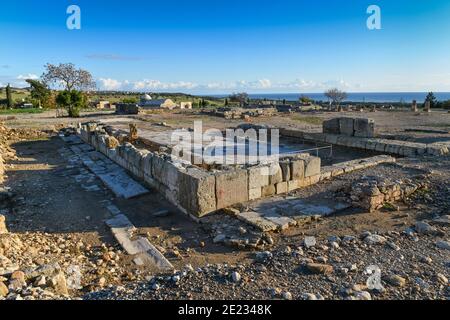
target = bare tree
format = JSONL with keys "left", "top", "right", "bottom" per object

{"left": 324, "top": 88, "right": 347, "bottom": 112}
{"left": 229, "top": 92, "right": 249, "bottom": 107}
{"left": 41, "top": 63, "right": 96, "bottom": 91}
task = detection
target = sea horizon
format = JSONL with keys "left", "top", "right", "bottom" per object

{"left": 205, "top": 92, "right": 450, "bottom": 104}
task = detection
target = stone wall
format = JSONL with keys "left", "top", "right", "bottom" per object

{"left": 115, "top": 103, "right": 140, "bottom": 115}
{"left": 323, "top": 117, "right": 375, "bottom": 138}
{"left": 280, "top": 128, "right": 449, "bottom": 157}
{"left": 79, "top": 123, "right": 323, "bottom": 218}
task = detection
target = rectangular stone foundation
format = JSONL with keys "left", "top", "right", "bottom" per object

{"left": 78, "top": 123, "right": 325, "bottom": 218}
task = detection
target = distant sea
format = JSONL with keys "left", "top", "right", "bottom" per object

{"left": 209, "top": 92, "right": 450, "bottom": 103}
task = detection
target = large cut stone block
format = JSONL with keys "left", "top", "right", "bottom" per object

{"left": 179, "top": 167, "right": 216, "bottom": 217}
{"left": 269, "top": 163, "right": 283, "bottom": 184}
{"left": 279, "top": 161, "right": 291, "bottom": 181}
{"left": 276, "top": 182, "right": 288, "bottom": 194}
{"left": 354, "top": 118, "right": 375, "bottom": 138}
{"left": 290, "top": 159, "right": 305, "bottom": 180}
{"left": 339, "top": 118, "right": 355, "bottom": 136}
{"left": 262, "top": 185, "right": 276, "bottom": 197}
{"left": 248, "top": 165, "right": 270, "bottom": 189}
{"left": 249, "top": 188, "right": 262, "bottom": 201}
{"left": 216, "top": 169, "right": 249, "bottom": 209}
{"left": 323, "top": 118, "right": 340, "bottom": 134}
{"left": 152, "top": 156, "right": 181, "bottom": 191}
{"left": 304, "top": 156, "right": 321, "bottom": 177}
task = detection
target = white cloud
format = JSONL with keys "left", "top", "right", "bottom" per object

{"left": 92, "top": 77, "right": 357, "bottom": 93}
{"left": 17, "top": 73, "right": 39, "bottom": 80}
{"left": 98, "top": 78, "right": 123, "bottom": 90}
{"left": 133, "top": 79, "right": 198, "bottom": 90}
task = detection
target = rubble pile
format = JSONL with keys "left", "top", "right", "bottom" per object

{"left": 0, "top": 224, "right": 129, "bottom": 300}
{"left": 339, "top": 176, "right": 427, "bottom": 212}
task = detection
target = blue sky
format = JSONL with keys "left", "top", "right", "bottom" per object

{"left": 1, "top": 0, "right": 450, "bottom": 93}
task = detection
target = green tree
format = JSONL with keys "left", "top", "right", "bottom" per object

{"left": 300, "top": 95, "right": 312, "bottom": 105}
{"left": 425, "top": 92, "right": 437, "bottom": 109}
{"left": 56, "top": 90, "right": 85, "bottom": 117}
{"left": 224, "top": 98, "right": 229, "bottom": 106}
{"left": 26, "top": 79, "right": 54, "bottom": 108}
{"left": 6, "top": 84, "right": 13, "bottom": 109}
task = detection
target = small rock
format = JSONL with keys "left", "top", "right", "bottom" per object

{"left": 302, "top": 293, "right": 317, "bottom": 300}
{"left": 305, "top": 263, "right": 333, "bottom": 275}
{"left": 231, "top": 271, "right": 241, "bottom": 283}
{"left": 255, "top": 251, "right": 273, "bottom": 263}
{"left": 387, "top": 242, "right": 400, "bottom": 251}
{"left": 151, "top": 283, "right": 160, "bottom": 290}
{"left": 50, "top": 272, "right": 68, "bottom": 296}
{"left": 436, "top": 273, "right": 448, "bottom": 285}
{"left": 0, "top": 281, "right": 8, "bottom": 297}
{"left": 415, "top": 221, "right": 437, "bottom": 235}
{"left": 303, "top": 236, "right": 316, "bottom": 248}
{"left": 432, "top": 215, "right": 450, "bottom": 226}
{"left": 364, "top": 234, "right": 387, "bottom": 245}
{"left": 269, "top": 287, "right": 281, "bottom": 297}
{"left": 384, "top": 274, "right": 406, "bottom": 287}
{"left": 282, "top": 291, "right": 292, "bottom": 300}
{"left": 213, "top": 234, "right": 226, "bottom": 243}
{"left": 352, "top": 291, "right": 372, "bottom": 300}
{"left": 0, "top": 215, "right": 7, "bottom": 235}
{"left": 436, "top": 240, "right": 450, "bottom": 251}
{"left": 98, "top": 277, "right": 106, "bottom": 287}
{"left": 419, "top": 256, "right": 432, "bottom": 264}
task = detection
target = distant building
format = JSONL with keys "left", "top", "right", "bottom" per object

{"left": 139, "top": 94, "right": 177, "bottom": 110}
{"left": 180, "top": 102, "right": 193, "bottom": 109}
{"left": 96, "top": 101, "right": 111, "bottom": 109}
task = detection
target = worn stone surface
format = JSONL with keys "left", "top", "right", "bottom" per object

{"left": 339, "top": 118, "right": 355, "bottom": 136}
{"left": 304, "top": 156, "right": 321, "bottom": 177}
{"left": 290, "top": 159, "right": 305, "bottom": 180}
{"left": 234, "top": 211, "right": 279, "bottom": 232}
{"left": 354, "top": 118, "right": 375, "bottom": 138}
{"left": 216, "top": 169, "right": 249, "bottom": 209}
{"left": 248, "top": 165, "right": 270, "bottom": 189}
{"left": 178, "top": 167, "right": 216, "bottom": 217}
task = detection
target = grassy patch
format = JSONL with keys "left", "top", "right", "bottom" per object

{"left": 292, "top": 115, "right": 324, "bottom": 125}
{"left": 0, "top": 108, "right": 45, "bottom": 115}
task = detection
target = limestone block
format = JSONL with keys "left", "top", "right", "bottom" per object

{"left": 339, "top": 118, "right": 355, "bottom": 136}
{"left": 269, "top": 163, "right": 283, "bottom": 184}
{"left": 319, "top": 171, "right": 332, "bottom": 181}
{"left": 324, "top": 134, "right": 339, "bottom": 144}
{"left": 152, "top": 156, "right": 181, "bottom": 191}
{"left": 290, "top": 159, "right": 305, "bottom": 180}
{"left": 215, "top": 169, "right": 248, "bottom": 209}
{"left": 275, "top": 182, "right": 288, "bottom": 194}
{"left": 304, "top": 156, "right": 321, "bottom": 177}
{"left": 249, "top": 187, "right": 262, "bottom": 201}
{"left": 178, "top": 168, "right": 216, "bottom": 217}
{"left": 288, "top": 180, "right": 299, "bottom": 192}
{"left": 279, "top": 161, "right": 291, "bottom": 181}
{"left": 323, "top": 118, "right": 340, "bottom": 134}
{"left": 354, "top": 118, "right": 375, "bottom": 138}
{"left": 262, "top": 185, "right": 276, "bottom": 197}
{"left": 105, "top": 136, "right": 119, "bottom": 149}
{"left": 375, "top": 143, "right": 387, "bottom": 152}
{"left": 248, "top": 165, "right": 270, "bottom": 189}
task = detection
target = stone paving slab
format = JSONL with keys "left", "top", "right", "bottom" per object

{"left": 234, "top": 211, "right": 279, "bottom": 232}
